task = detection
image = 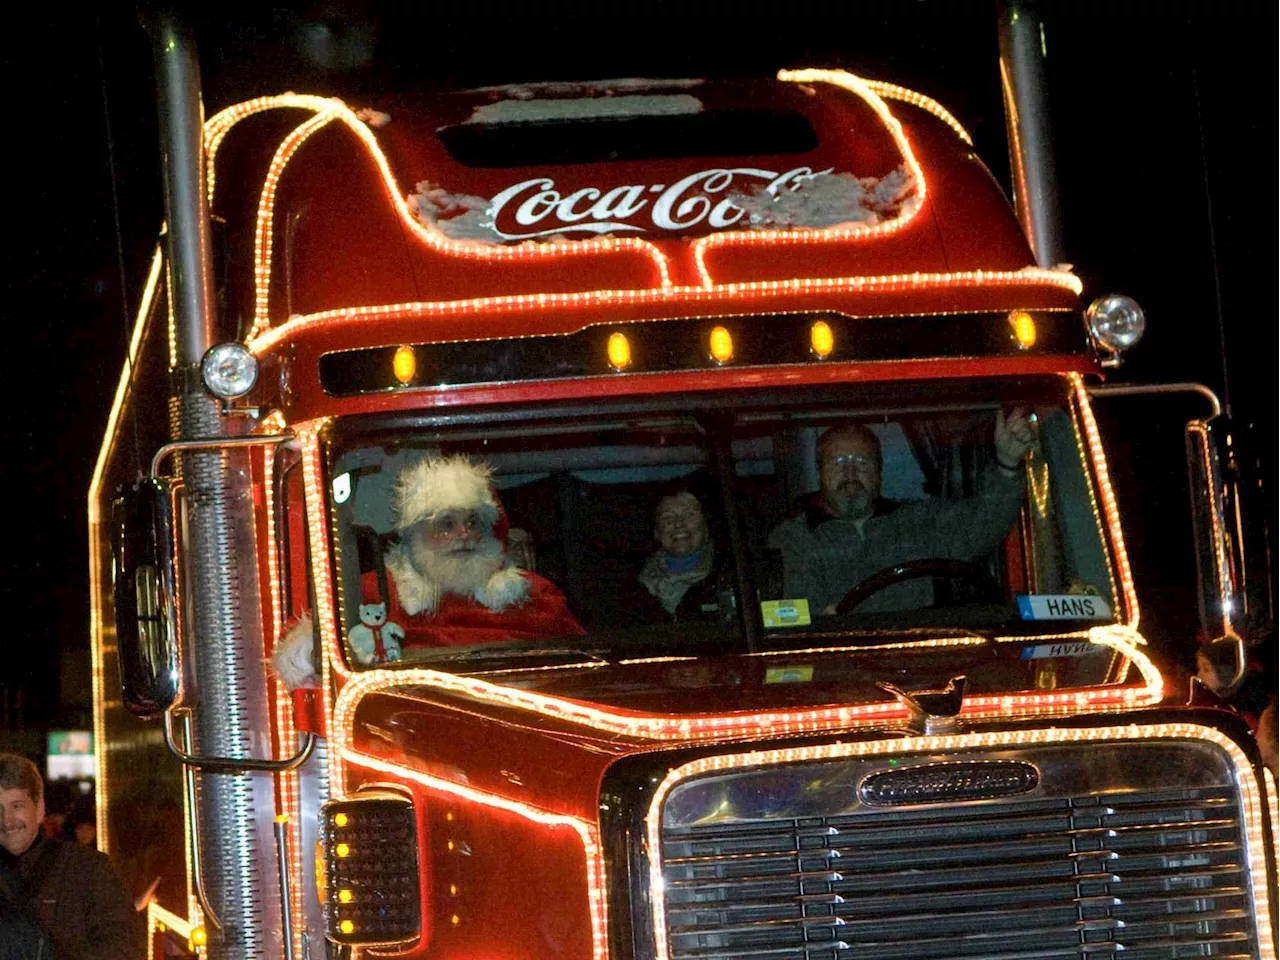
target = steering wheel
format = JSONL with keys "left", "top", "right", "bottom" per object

{"left": 836, "top": 558, "right": 1002, "bottom": 614}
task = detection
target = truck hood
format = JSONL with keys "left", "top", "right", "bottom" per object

{"left": 341, "top": 631, "right": 1162, "bottom": 818}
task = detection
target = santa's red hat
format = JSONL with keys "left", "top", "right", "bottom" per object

{"left": 394, "top": 455, "right": 507, "bottom": 539}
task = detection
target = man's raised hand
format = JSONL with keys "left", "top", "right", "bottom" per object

{"left": 995, "top": 406, "right": 1035, "bottom": 470}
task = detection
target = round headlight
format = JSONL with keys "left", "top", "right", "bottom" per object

{"left": 1085, "top": 294, "right": 1146, "bottom": 354}
{"left": 201, "top": 343, "right": 259, "bottom": 399}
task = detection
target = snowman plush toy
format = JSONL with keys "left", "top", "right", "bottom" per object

{"left": 347, "top": 602, "right": 405, "bottom": 665}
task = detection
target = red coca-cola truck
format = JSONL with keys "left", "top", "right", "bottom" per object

{"left": 91, "top": 8, "right": 1276, "bottom": 960}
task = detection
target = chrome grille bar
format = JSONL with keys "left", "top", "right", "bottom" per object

{"left": 659, "top": 748, "right": 1262, "bottom": 960}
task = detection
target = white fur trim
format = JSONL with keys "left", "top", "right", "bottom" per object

{"left": 395, "top": 455, "right": 499, "bottom": 530}
{"left": 271, "top": 615, "right": 320, "bottom": 690}
{"left": 472, "top": 566, "right": 531, "bottom": 612}
{"left": 386, "top": 545, "right": 440, "bottom": 616}
{"left": 386, "top": 544, "right": 530, "bottom": 615}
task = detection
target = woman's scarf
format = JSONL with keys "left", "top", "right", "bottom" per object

{"left": 638, "top": 542, "right": 714, "bottom": 615}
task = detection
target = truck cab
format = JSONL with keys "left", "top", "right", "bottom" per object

{"left": 92, "top": 44, "right": 1276, "bottom": 960}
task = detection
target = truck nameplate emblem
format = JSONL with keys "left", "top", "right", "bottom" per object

{"left": 859, "top": 761, "right": 1040, "bottom": 806}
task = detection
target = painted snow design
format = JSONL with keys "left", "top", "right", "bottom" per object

{"left": 356, "top": 107, "right": 391, "bottom": 128}
{"left": 465, "top": 94, "right": 703, "bottom": 125}
{"left": 410, "top": 185, "right": 495, "bottom": 243}
{"left": 471, "top": 78, "right": 702, "bottom": 100}
{"left": 409, "top": 164, "right": 919, "bottom": 243}
{"left": 731, "top": 164, "right": 918, "bottom": 229}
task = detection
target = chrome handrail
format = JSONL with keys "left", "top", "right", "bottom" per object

{"left": 164, "top": 708, "right": 315, "bottom": 773}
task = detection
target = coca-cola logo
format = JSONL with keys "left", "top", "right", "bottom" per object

{"left": 488, "top": 166, "right": 833, "bottom": 239}
{"left": 412, "top": 163, "right": 917, "bottom": 243}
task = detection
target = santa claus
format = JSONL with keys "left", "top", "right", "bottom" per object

{"left": 360, "top": 455, "right": 584, "bottom": 650}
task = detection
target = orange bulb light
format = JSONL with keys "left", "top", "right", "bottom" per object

{"left": 339, "top": 920, "right": 355, "bottom": 934}
{"left": 191, "top": 926, "right": 208, "bottom": 947}
{"left": 810, "top": 320, "right": 835, "bottom": 358}
{"left": 392, "top": 345, "right": 416, "bottom": 384}
{"left": 1009, "top": 310, "right": 1037, "bottom": 349}
{"left": 709, "top": 326, "right": 734, "bottom": 364}
{"left": 335, "top": 843, "right": 350, "bottom": 857}
{"left": 338, "top": 889, "right": 353, "bottom": 903}
{"left": 606, "top": 332, "right": 632, "bottom": 371}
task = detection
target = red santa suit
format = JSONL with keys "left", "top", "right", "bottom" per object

{"left": 357, "top": 454, "right": 584, "bottom": 650}
{"left": 361, "top": 557, "right": 583, "bottom": 649}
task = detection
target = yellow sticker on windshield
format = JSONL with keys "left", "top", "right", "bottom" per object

{"left": 761, "top": 599, "right": 811, "bottom": 628}
{"left": 765, "top": 665, "right": 814, "bottom": 684}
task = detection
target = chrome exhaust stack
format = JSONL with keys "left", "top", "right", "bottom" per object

{"left": 142, "top": 11, "right": 282, "bottom": 956}
{"left": 997, "top": 0, "right": 1067, "bottom": 269}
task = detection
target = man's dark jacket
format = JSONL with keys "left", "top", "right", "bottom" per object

{"left": 0, "top": 834, "right": 143, "bottom": 960}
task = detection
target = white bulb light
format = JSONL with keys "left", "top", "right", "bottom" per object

{"left": 1085, "top": 294, "right": 1146, "bottom": 354}
{"left": 201, "top": 343, "right": 259, "bottom": 399}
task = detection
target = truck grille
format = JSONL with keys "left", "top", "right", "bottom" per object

{"left": 660, "top": 751, "right": 1260, "bottom": 959}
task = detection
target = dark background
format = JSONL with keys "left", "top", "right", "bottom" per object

{"left": 1, "top": 1, "right": 1274, "bottom": 743}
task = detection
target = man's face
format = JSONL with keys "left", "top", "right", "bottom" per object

{"left": 819, "top": 431, "right": 881, "bottom": 520}
{"left": 408, "top": 508, "right": 504, "bottom": 598}
{"left": 422, "top": 509, "right": 486, "bottom": 553}
{"left": 655, "top": 496, "right": 708, "bottom": 558}
{"left": 0, "top": 786, "right": 44, "bottom": 856}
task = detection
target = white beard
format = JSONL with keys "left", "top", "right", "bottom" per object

{"left": 418, "top": 536, "right": 504, "bottom": 596}
{"left": 386, "top": 536, "right": 529, "bottom": 615}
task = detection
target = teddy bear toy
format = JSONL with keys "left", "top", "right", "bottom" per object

{"left": 347, "top": 602, "right": 405, "bottom": 665}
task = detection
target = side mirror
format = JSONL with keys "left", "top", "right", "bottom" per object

{"left": 111, "top": 477, "right": 182, "bottom": 718}
{"left": 1185, "top": 418, "right": 1271, "bottom": 689}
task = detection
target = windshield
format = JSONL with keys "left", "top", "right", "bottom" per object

{"left": 323, "top": 377, "right": 1120, "bottom": 672}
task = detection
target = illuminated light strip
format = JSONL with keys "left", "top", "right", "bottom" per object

{"left": 468, "top": 659, "right": 610, "bottom": 678}
{"left": 688, "top": 70, "right": 926, "bottom": 287}
{"left": 690, "top": 69, "right": 930, "bottom": 288}
{"left": 1027, "top": 456, "right": 1051, "bottom": 517}
{"left": 165, "top": 259, "right": 177, "bottom": 371}
{"left": 204, "top": 94, "right": 340, "bottom": 204}
{"left": 221, "top": 94, "right": 673, "bottom": 340}
{"left": 1071, "top": 374, "right": 1139, "bottom": 630}
{"left": 88, "top": 245, "right": 163, "bottom": 854}
{"left": 752, "top": 636, "right": 990, "bottom": 657}
{"left": 296, "top": 419, "right": 350, "bottom": 796}
{"left": 340, "top": 750, "right": 609, "bottom": 960}
{"left": 253, "top": 110, "right": 343, "bottom": 336}
{"left": 1265, "top": 767, "right": 1278, "bottom": 865}
{"left": 329, "top": 625, "right": 1158, "bottom": 745}
{"left": 644, "top": 723, "right": 1276, "bottom": 960}
{"left": 1065, "top": 391, "right": 1122, "bottom": 635}
{"left": 245, "top": 266, "right": 1083, "bottom": 356}
{"left": 260, "top": 411, "right": 307, "bottom": 960}
{"left": 147, "top": 902, "right": 193, "bottom": 960}
{"left": 862, "top": 78, "right": 974, "bottom": 145}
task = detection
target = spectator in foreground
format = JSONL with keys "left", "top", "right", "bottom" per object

{"left": 0, "top": 753, "right": 143, "bottom": 959}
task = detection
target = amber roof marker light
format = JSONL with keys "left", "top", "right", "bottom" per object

{"left": 392, "top": 345, "right": 417, "bottom": 384}
{"left": 1008, "top": 310, "right": 1037, "bottom": 349}
{"left": 708, "top": 325, "right": 734, "bottom": 364}
{"left": 606, "top": 332, "right": 632, "bottom": 372}
{"left": 809, "top": 319, "right": 835, "bottom": 359}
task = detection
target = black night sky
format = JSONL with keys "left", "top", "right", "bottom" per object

{"left": 2, "top": 1, "right": 1275, "bottom": 736}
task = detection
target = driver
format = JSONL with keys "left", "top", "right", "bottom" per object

{"left": 767, "top": 409, "right": 1035, "bottom": 615}
{"left": 357, "top": 455, "right": 584, "bottom": 654}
